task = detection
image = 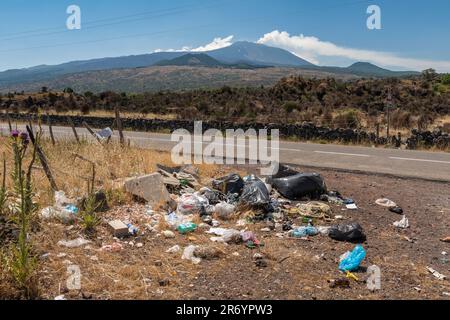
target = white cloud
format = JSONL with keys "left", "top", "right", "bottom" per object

{"left": 191, "top": 35, "right": 234, "bottom": 52}
{"left": 153, "top": 35, "right": 233, "bottom": 53}
{"left": 257, "top": 30, "right": 450, "bottom": 72}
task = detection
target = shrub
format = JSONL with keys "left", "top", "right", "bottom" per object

{"left": 441, "top": 74, "right": 450, "bottom": 85}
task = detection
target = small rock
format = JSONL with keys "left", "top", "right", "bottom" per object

{"left": 329, "top": 278, "right": 350, "bottom": 289}
{"left": 194, "top": 246, "right": 222, "bottom": 260}
{"left": 159, "top": 278, "right": 170, "bottom": 287}
{"left": 162, "top": 230, "right": 175, "bottom": 239}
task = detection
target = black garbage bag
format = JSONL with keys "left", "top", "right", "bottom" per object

{"left": 271, "top": 164, "right": 300, "bottom": 179}
{"left": 212, "top": 173, "right": 244, "bottom": 195}
{"left": 240, "top": 176, "right": 270, "bottom": 207}
{"left": 328, "top": 223, "right": 366, "bottom": 243}
{"left": 270, "top": 172, "right": 327, "bottom": 200}
{"left": 200, "top": 189, "right": 225, "bottom": 205}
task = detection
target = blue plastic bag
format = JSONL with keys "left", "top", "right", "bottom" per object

{"left": 339, "top": 245, "right": 366, "bottom": 272}
{"left": 292, "top": 226, "right": 319, "bottom": 238}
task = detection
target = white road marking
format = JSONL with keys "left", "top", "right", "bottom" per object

{"left": 314, "top": 151, "right": 370, "bottom": 158}
{"left": 389, "top": 157, "right": 450, "bottom": 165}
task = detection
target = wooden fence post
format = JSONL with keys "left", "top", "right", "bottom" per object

{"left": 26, "top": 125, "right": 58, "bottom": 191}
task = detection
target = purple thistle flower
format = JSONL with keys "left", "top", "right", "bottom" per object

{"left": 11, "top": 130, "right": 20, "bottom": 138}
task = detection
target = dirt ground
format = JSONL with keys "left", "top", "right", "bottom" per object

{"left": 27, "top": 167, "right": 450, "bottom": 300}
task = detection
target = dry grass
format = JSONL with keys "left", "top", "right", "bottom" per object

{"left": 0, "top": 136, "right": 226, "bottom": 208}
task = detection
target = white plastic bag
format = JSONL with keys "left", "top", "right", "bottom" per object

{"left": 182, "top": 245, "right": 201, "bottom": 264}
{"left": 177, "top": 194, "right": 205, "bottom": 215}
{"left": 214, "top": 202, "right": 236, "bottom": 220}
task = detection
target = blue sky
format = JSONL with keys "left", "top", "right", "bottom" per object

{"left": 0, "top": 0, "right": 449, "bottom": 71}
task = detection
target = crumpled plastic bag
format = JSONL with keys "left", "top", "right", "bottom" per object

{"left": 58, "top": 238, "right": 91, "bottom": 248}
{"left": 182, "top": 245, "right": 201, "bottom": 264}
{"left": 240, "top": 176, "right": 270, "bottom": 207}
{"left": 393, "top": 216, "right": 409, "bottom": 229}
{"left": 207, "top": 228, "right": 242, "bottom": 244}
{"left": 177, "top": 193, "right": 209, "bottom": 215}
{"left": 214, "top": 202, "right": 236, "bottom": 220}
{"left": 41, "top": 191, "right": 78, "bottom": 224}
{"left": 212, "top": 174, "right": 244, "bottom": 195}
{"left": 329, "top": 223, "right": 366, "bottom": 243}
{"left": 339, "top": 245, "right": 366, "bottom": 272}
{"left": 165, "top": 212, "right": 193, "bottom": 229}
{"left": 291, "top": 226, "right": 319, "bottom": 238}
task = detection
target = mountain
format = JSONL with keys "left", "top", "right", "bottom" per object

{"left": 208, "top": 41, "right": 313, "bottom": 67}
{"left": 0, "top": 40, "right": 421, "bottom": 92}
{"left": 0, "top": 52, "right": 186, "bottom": 87}
{"left": 0, "top": 42, "right": 314, "bottom": 88}
{"left": 155, "top": 53, "right": 225, "bottom": 67}
{"left": 303, "top": 62, "right": 420, "bottom": 78}
{"left": 344, "top": 62, "right": 419, "bottom": 77}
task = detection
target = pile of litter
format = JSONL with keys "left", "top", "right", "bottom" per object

{"left": 39, "top": 162, "right": 443, "bottom": 296}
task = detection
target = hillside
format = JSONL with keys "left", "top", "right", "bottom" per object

{"left": 0, "top": 66, "right": 358, "bottom": 93}
{"left": 155, "top": 53, "right": 225, "bottom": 67}
{"left": 2, "top": 74, "right": 449, "bottom": 133}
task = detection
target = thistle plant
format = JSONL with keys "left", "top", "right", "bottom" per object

{"left": 0, "top": 156, "right": 7, "bottom": 216}
{"left": 8, "top": 129, "right": 38, "bottom": 298}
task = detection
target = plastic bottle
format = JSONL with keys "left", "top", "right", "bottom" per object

{"left": 177, "top": 222, "right": 197, "bottom": 234}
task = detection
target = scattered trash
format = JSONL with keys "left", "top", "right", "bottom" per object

{"left": 254, "top": 254, "right": 268, "bottom": 268}
{"left": 214, "top": 202, "right": 236, "bottom": 220}
{"left": 240, "top": 175, "right": 270, "bottom": 208}
{"left": 329, "top": 223, "right": 366, "bottom": 243}
{"left": 295, "top": 202, "right": 332, "bottom": 219}
{"left": 166, "top": 245, "right": 181, "bottom": 254}
{"left": 329, "top": 278, "right": 350, "bottom": 289}
{"left": 40, "top": 191, "right": 79, "bottom": 224}
{"left": 58, "top": 238, "right": 91, "bottom": 248}
{"left": 54, "top": 295, "right": 66, "bottom": 301}
{"left": 346, "top": 203, "right": 358, "bottom": 210}
{"left": 193, "top": 246, "right": 223, "bottom": 260}
{"left": 427, "top": 267, "right": 447, "bottom": 281}
{"left": 339, "top": 245, "right": 366, "bottom": 272}
{"left": 96, "top": 127, "right": 113, "bottom": 140}
{"left": 212, "top": 173, "right": 244, "bottom": 195}
{"left": 389, "top": 206, "right": 404, "bottom": 215}
{"left": 269, "top": 170, "right": 327, "bottom": 201}
{"left": 177, "top": 222, "right": 197, "bottom": 234}
{"left": 108, "top": 220, "right": 129, "bottom": 238}
{"left": 291, "top": 226, "right": 319, "bottom": 238}
{"left": 375, "top": 198, "right": 397, "bottom": 208}
{"left": 317, "top": 226, "right": 331, "bottom": 236}
{"left": 207, "top": 228, "right": 242, "bottom": 244}
{"left": 100, "top": 243, "right": 124, "bottom": 252}
{"left": 182, "top": 245, "right": 201, "bottom": 264}
{"left": 177, "top": 193, "right": 209, "bottom": 216}
{"left": 393, "top": 216, "right": 410, "bottom": 229}
{"left": 241, "top": 231, "right": 261, "bottom": 249}
{"left": 199, "top": 188, "right": 224, "bottom": 205}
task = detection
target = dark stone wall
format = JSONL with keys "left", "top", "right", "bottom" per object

{"left": 1, "top": 113, "right": 448, "bottom": 150}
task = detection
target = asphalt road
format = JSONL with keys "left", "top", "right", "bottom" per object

{"left": 2, "top": 123, "right": 450, "bottom": 182}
